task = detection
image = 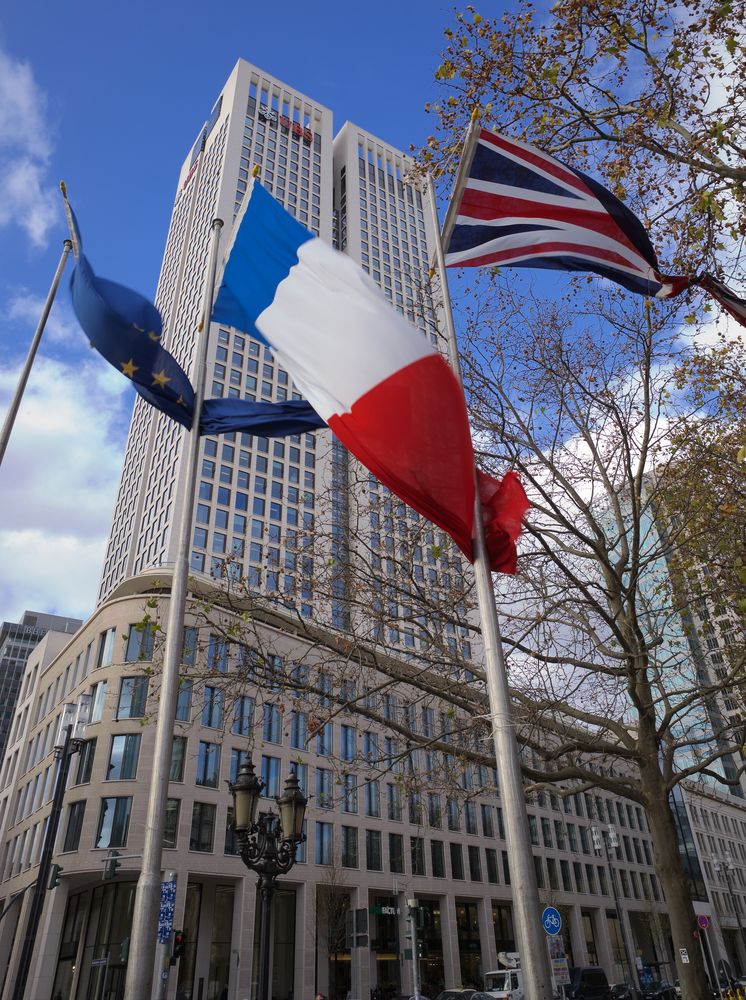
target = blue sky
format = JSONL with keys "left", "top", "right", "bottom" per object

{"left": 0, "top": 0, "right": 464, "bottom": 622}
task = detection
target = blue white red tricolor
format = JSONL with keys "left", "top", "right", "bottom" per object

{"left": 213, "top": 178, "right": 528, "bottom": 573}
{"left": 443, "top": 127, "right": 746, "bottom": 328}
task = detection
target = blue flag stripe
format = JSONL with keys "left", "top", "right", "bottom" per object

{"left": 470, "top": 142, "right": 585, "bottom": 201}
{"left": 448, "top": 221, "right": 563, "bottom": 255}
{"left": 213, "top": 180, "right": 314, "bottom": 336}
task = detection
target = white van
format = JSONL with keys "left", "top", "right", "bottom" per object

{"left": 483, "top": 968, "right": 524, "bottom": 1000}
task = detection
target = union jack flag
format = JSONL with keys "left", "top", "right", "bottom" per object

{"left": 697, "top": 272, "right": 746, "bottom": 329}
{"left": 443, "top": 128, "right": 690, "bottom": 299}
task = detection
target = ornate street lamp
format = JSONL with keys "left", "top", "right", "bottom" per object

{"left": 230, "top": 761, "right": 307, "bottom": 1000}
{"left": 12, "top": 696, "right": 91, "bottom": 1000}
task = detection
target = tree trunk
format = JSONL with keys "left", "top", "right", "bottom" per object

{"left": 642, "top": 763, "right": 710, "bottom": 1000}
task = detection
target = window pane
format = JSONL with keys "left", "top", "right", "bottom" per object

{"left": 125, "top": 623, "right": 155, "bottom": 662}
{"left": 366, "top": 830, "right": 382, "bottom": 871}
{"left": 95, "top": 797, "right": 133, "bottom": 849}
{"left": 107, "top": 735, "right": 141, "bottom": 780}
{"left": 164, "top": 799, "right": 180, "bottom": 849}
{"left": 261, "top": 756, "right": 280, "bottom": 797}
{"left": 63, "top": 801, "right": 86, "bottom": 852}
{"left": 170, "top": 736, "right": 187, "bottom": 781}
{"left": 315, "top": 821, "right": 333, "bottom": 865}
{"left": 117, "top": 677, "right": 148, "bottom": 719}
{"left": 90, "top": 681, "right": 108, "bottom": 723}
{"left": 389, "top": 833, "right": 404, "bottom": 874}
{"left": 75, "top": 739, "right": 97, "bottom": 785}
{"left": 190, "top": 802, "right": 216, "bottom": 852}
{"left": 176, "top": 680, "right": 193, "bottom": 721}
{"left": 202, "top": 687, "right": 224, "bottom": 728}
{"left": 196, "top": 742, "right": 220, "bottom": 788}
{"left": 232, "top": 696, "right": 254, "bottom": 736}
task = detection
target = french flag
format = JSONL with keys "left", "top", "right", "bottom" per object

{"left": 212, "top": 179, "right": 527, "bottom": 573}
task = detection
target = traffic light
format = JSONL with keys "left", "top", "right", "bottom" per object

{"left": 171, "top": 930, "right": 186, "bottom": 966}
{"left": 48, "top": 864, "right": 64, "bottom": 889}
{"left": 102, "top": 851, "right": 121, "bottom": 881}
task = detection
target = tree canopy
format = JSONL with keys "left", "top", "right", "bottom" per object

{"left": 425, "top": 0, "right": 746, "bottom": 280}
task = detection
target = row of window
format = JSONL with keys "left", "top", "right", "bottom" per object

{"left": 42, "top": 790, "right": 663, "bottom": 910}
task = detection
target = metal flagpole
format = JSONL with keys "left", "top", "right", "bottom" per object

{"left": 425, "top": 148, "right": 554, "bottom": 999}
{"left": 0, "top": 239, "right": 72, "bottom": 468}
{"left": 123, "top": 215, "right": 223, "bottom": 1000}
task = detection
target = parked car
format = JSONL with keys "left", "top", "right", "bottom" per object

{"left": 434, "top": 991, "right": 480, "bottom": 1000}
{"left": 611, "top": 982, "right": 639, "bottom": 1000}
{"left": 638, "top": 982, "right": 676, "bottom": 1000}
{"left": 565, "top": 967, "right": 612, "bottom": 1000}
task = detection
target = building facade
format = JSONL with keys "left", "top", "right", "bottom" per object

{"left": 0, "top": 573, "right": 686, "bottom": 1000}
{"left": 0, "top": 612, "right": 81, "bottom": 765}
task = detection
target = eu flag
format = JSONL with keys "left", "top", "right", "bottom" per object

{"left": 62, "top": 187, "right": 325, "bottom": 437}
{"left": 64, "top": 194, "right": 195, "bottom": 428}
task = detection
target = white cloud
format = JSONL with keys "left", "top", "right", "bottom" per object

{"left": 0, "top": 45, "right": 58, "bottom": 247}
{"left": 7, "top": 290, "right": 81, "bottom": 347}
{"left": 0, "top": 354, "right": 131, "bottom": 622}
{"left": 678, "top": 302, "right": 741, "bottom": 349}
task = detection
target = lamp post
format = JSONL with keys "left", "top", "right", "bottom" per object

{"left": 230, "top": 760, "right": 307, "bottom": 1000}
{"left": 714, "top": 853, "right": 746, "bottom": 969}
{"left": 12, "top": 696, "right": 90, "bottom": 1000}
{"left": 592, "top": 824, "right": 639, "bottom": 991}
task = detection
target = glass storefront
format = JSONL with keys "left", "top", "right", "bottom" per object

{"left": 492, "top": 903, "right": 515, "bottom": 957}
{"left": 50, "top": 890, "right": 88, "bottom": 1000}
{"left": 176, "top": 882, "right": 203, "bottom": 1000}
{"left": 419, "top": 900, "right": 445, "bottom": 999}
{"left": 208, "top": 885, "right": 235, "bottom": 1000}
{"left": 581, "top": 910, "right": 599, "bottom": 966}
{"left": 78, "top": 882, "right": 136, "bottom": 1000}
{"left": 372, "top": 895, "right": 401, "bottom": 999}
{"left": 455, "top": 901, "right": 481, "bottom": 989}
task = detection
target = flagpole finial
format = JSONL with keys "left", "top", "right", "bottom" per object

{"left": 252, "top": 164, "right": 260, "bottom": 178}
{"left": 470, "top": 107, "right": 481, "bottom": 123}
{"left": 59, "top": 181, "right": 80, "bottom": 259}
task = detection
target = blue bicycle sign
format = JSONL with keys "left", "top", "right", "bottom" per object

{"left": 542, "top": 906, "right": 562, "bottom": 935}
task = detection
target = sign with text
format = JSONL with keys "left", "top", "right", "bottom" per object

{"left": 157, "top": 879, "right": 177, "bottom": 943}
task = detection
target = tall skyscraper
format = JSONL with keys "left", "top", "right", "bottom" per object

{"left": 99, "top": 61, "right": 334, "bottom": 611}
{"left": 98, "top": 59, "right": 474, "bottom": 661}
{"left": 0, "top": 611, "right": 81, "bottom": 762}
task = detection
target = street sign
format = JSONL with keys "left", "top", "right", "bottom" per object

{"left": 542, "top": 906, "right": 562, "bottom": 935}
{"left": 157, "top": 879, "right": 177, "bottom": 944}
{"left": 552, "top": 958, "right": 571, "bottom": 986}
{"left": 697, "top": 914, "right": 710, "bottom": 930}
{"left": 680, "top": 949, "right": 690, "bottom": 964}
{"left": 547, "top": 931, "right": 570, "bottom": 986}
